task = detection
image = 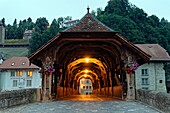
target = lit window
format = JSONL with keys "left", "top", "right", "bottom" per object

{"left": 13, "top": 80, "right": 17, "bottom": 87}
{"left": 27, "top": 71, "right": 33, "bottom": 77}
{"left": 141, "top": 69, "right": 148, "bottom": 75}
{"left": 26, "top": 80, "right": 32, "bottom": 87}
{"left": 142, "top": 78, "right": 149, "bottom": 85}
{"left": 11, "top": 71, "right": 15, "bottom": 77}
{"left": 16, "top": 71, "right": 22, "bottom": 76}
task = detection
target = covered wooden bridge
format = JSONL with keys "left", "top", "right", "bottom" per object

{"left": 28, "top": 9, "right": 150, "bottom": 101}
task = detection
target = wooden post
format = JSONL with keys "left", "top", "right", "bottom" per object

{"left": 72, "top": 81, "right": 74, "bottom": 95}
{"left": 109, "top": 70, "right": 113, "bottom": 96}
{"left": 107, "top": 72, "right": 109, "bottom": 96}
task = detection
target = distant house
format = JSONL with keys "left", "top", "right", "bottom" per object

{"left": 0, "top": 57, "right": 41, "bottom": 91}
{"left": 135, "top": 44, "right": 170, "bottom": 92}
{"left": 23, "top": 30, "right": 33, "bottom": 39}
{"left": 79, "top": 78, "right": 93, "bottom": 94}
{"left": 64, "top": 19, "right": 79, "bottom": 28}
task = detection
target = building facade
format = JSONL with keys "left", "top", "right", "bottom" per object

{"left": 64, "top": 19, "right": 79, "bottom": 28}
{"left": 135, "top": 44, "right": 170, "bottom": 92}
{"left": 0, "top": 57, "right": 41, "bottom": 91}
{"left": 23, "top": 30, "right": 33, "bottom": 39}
{"left": 79, "top": 78, "right": 93, "bottom": 94}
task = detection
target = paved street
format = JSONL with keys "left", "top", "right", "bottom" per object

{"left": 0, "top": 95, "right": 163, "bottom": 113}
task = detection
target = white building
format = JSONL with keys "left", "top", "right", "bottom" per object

{"left": 135, "top": 44, "right": 170, "bottom": 92}
{"left": 64, "top": 19, "right": 79, "bottom": 28}
{"left": 79, "top": 78, "right": 93, "bottom": 94}
{"left": 23, "top": 29, "right": 33, "bottom": 39}
{"left": 0, "top": 57, "right": 41, "bottom": 91}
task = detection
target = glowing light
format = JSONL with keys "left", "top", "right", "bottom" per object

{"left": 85, "top": 69, "right": 88, "bottom": 73}
{"left": 84, "top": 74, "right": 87, "bottom": 77}
{"left": 85, "top": 58, "right": 89, "bottom": 63}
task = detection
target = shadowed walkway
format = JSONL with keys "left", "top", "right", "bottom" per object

{"left": 56, "top": 95, "right": 123, "bottom": 101}
{"left": 0, "top": 95, "right": 162, "bottom": 113}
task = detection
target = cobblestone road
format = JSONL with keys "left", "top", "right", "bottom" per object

{"left": 0, "top": 95, "right": 163, "bottom": 113}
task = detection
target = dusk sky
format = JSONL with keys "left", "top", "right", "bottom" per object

{"left": 0, "top": 0, "right": 169, "bottom": 24}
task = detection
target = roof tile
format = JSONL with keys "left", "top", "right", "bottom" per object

{"left": 135, "top": 44, "right": 170, "bottom": 61}
{"left": 65, "top": 13, "right": 113, "bottom": 32}
{"left": 0, "top": 57, "right": 39, "bottom": 69}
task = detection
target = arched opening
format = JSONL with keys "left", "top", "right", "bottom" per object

{"left": 29, "top": 12, "right": 150, "bottom": 101}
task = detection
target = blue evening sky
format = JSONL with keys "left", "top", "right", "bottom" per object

{"left": 0, "top": 0, "right": 169, "bottom": 24}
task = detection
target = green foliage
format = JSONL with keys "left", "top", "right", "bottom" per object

{"left": 29, "top": 17, "right": 61, "bottom": 53}
{"left": 5, "top": 39, "right": 29, "bottom": 43}
{"left": 96, "top": 0, "right": 170, "bottom": 53}
{"left": 35, "top": 17, "right": 49, "bottom": 33}
{"left": 6, "top": 17, "right": 35, "bottom": 39}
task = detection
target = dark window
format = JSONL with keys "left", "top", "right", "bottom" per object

{"left": 26, "top": 80, "right": 32, "bottom": 87}
{"left": 86, "top": 86, "right": 88, "bottom": 89}
{"left": 141, "top": 69, "right": 148, "bottom": 75}
{"left": 11, "top": 71, "right": 15, "bottom": 77}
{"left": 142, "top": 87, "right": 148, "bottom": 90}
{"left": 89, "top": 86, "right": 91, "bottom": 89}
{"left": 13, "top": 80, "right": 17, "bottom": 87}
{"left": 142, "top": 78, "right": 149, "bottom": 85}
{"left": 160, "top": 80, "right": 163, "bottom": 83}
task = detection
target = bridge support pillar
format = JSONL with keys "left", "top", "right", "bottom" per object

{"left": 126, "top": 72, "right": 135, "bottom": 100}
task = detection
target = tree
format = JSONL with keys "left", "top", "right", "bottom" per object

{"left": 13, "top": 19, "right": 17, "bottom": 27}
{"left": 1, "top": 18, "right": 5, "bottom": 26}
{"left": 57, "top": 17, "right": 64, "bottom": 28}
{"left": 35, "top": 17, "right": 49, "bottom": 33}
{"left": 105, "top": 0, "right": 130, "bottom": 16}
{"left": 29, "top": 32, "right": 42, "bottom": 53}
{"left": 27, "top": 17, "right": 32, "bottom": 23}
{"left": 50, "top": 19, "right": 59, "bottom": 36}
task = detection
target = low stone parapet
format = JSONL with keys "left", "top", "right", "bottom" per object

{"left": 136, "top": 89, "right": 170, "bottom": 113}
{"left": 0, "top": 88, "right": 40, "bottom": 109}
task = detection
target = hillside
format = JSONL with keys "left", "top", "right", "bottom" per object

{"left": 0, "top": 47, "right": 29, "bottom": 59}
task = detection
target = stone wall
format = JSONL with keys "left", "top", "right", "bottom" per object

{"left": 136, "top": 89, "right": 170, "bottom": 113}
{"left": 0, "top": 88, "right": 40, "bottom": 109}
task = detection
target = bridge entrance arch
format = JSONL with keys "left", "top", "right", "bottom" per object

{"left": 29, "top": 9, "right": 150, "bottom": 101}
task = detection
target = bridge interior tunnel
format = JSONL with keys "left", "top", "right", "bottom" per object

{"left": 51, "top": 41, "right": 127, "bottom": 99}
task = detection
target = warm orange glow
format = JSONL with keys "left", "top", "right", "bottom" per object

{"left": 85, "top": 58, "right": 89, "bottom": 63}
{"left": 84, "top": 74, "right": 87, "bottom": 77}
{"left": 85, "top": 69, "right": 88, "bottom": 73}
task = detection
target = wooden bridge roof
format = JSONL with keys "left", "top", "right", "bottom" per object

{"left": 64, "top": 13, "right": 113, "bottom": 32}
{"left": 28, "top": 11, "right": 150, "bottom": 63}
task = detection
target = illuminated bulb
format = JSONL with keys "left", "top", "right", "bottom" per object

{"left": 85, "top": 69, "right": 88, "bottom": 73}
{"left": 85, "top": 58, "right": 89, "bottom": 63}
